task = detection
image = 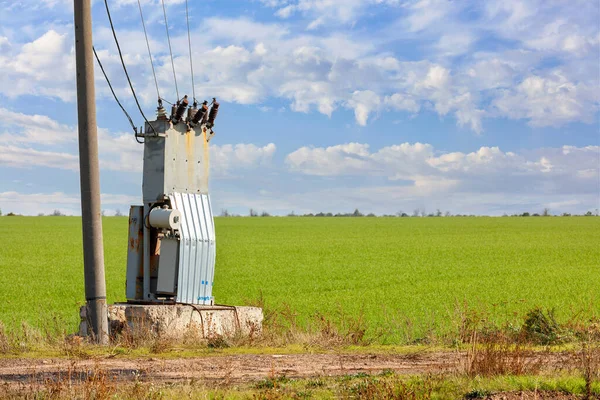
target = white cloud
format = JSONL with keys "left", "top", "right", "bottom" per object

{"left": 384, "top": 93, "right": 420, "bottom": 113}
{"left": 275, "top": 5, "right": 295, "bottom": 19}
{"left": 493, "top": 72, "right": 598, "bottom": 127}
{"left": 211, "top": 143, "right": 277, "bottom": 175}
{"left": 403, "top": 0, "right": 454, "bottom": 32}
{"left": 466, "top": 58, "right": 516, "bottom": 90}
{"left": 0, "top": 107, "right": 75, "bottom": 145}
{"left": 412, "top": 65, "right": 484, "bottom": 133}
{"left": 420, "top": 65, "right": 450, "bottom": 90}
{"left": 0, "top": 30, "right": 75, "bottom": 101}
{"left": 0, "top": 1, "right": 598, "bottom": 132}
{"left": 286, "top": 143, "right": 373, "bottom": 176}
{"left": 262, "top": 185, "right": 598, "bottom": 216}
{"left": 2, "top": 140, "right": 598, "bottom": 216}
{"left": 0, "top": 191, "right": 140, "bottom": 216}
{"left": 0, "top": 36, "right": 10, "bottom": 51}
{"left": 485, "top": 0, "right": 599, "bottom": 57}
{"left": 0, "top": 109, "right": 277, "bottom": 177}
{"left": 113, "top": 0, "right": 185, "bottom": 6}
{"left": 286, "top": 142, "right": 600, "bottom": 196}
{"left": 346, "top": 90, "right": 381, "bottom": 126}
{"left": 0, "top": 145, "right": 79, "bottom": 170}
{"left": 435, "top": 33, "right": 475, "bottom": 57}
{"left": 265, "top": 0, "right": 401, "bottom": 29}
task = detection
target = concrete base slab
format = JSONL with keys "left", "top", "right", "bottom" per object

{"left": 79, "top": 304, "right": 263, "bottom": 340}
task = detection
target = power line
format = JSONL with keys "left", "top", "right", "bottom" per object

{"left": 161, "top": 0, "right": 179, "bottom": 101}
{"left": 92, "top": 46, "right": 137, "bottom": 138}
{"left": 102, "top": 0, "right": 157, "bottom": 137}
{"left": 137, "top": 0, "right": 160, "bottom": 101}
{"left": 185, "top": 0, "right": 196, "bottom": 102}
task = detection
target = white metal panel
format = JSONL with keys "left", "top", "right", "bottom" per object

{"left": 170, "top": 193, "right": 188, "bottom": 303}
{"left": 201, "top": 195, "right": 214, "bottom": 298}
{"left": 170, "top": 192, "right": 216, "bottom": 305}
{"left": 143, "top": 122, "right": 210, "bottom": 203}
{"left": 165, "top": 126, "right": 210, "bottom": 195}
{"left": 206, "top": 195, "right": 216, "bottom": 292}
{"left": 196, "top": 195, "right": 208, "bottom": 302}
{"left": 182, "top": 193, "right": 198, "bottom": 304}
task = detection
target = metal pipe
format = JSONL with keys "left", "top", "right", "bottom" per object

{"left": 74, "top": 0, "right": 109, "bottom": 344}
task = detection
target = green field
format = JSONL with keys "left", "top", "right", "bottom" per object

{"left": 0, "top": 216, "right": 598, "bottom": 342}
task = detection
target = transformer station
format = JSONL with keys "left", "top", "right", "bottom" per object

{"left": 75, "top": 0, "right": 262, "bottom": 341}
{"left": 126, "top": 97, "right": 221, "bottom": 305}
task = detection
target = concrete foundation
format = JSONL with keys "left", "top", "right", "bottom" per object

{"left": 79, "top": 304, "right": 263, "bottom": 340}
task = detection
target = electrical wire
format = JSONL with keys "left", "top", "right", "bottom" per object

{"left": 137, "top": 0, "right": 160, "bottom": 101}
{"left": 102, "top": 0, "right": 157, "bottom": 137}
{"left": 185, "top": 0, "right": 196, "bottom": 102}
{"left": 161, "top": 0, "right": 179, "bottom": 101}
{"left": 92, "top": 46, "right": 138, "bottom": 139}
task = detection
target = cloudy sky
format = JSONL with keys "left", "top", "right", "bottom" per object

{"left": 0, "top": 0, "right": 598, "bottom": 216}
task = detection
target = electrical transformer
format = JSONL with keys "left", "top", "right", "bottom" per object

{"left": 126, "top": 99, "right": 219, "bottom": 305}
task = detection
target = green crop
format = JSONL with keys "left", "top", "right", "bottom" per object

{"left": 0, "top": 216, "right": 598, "bottom": 342}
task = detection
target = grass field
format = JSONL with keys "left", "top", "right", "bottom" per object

{"left": 0, "top": 216, "right": 598, "bottom": 342}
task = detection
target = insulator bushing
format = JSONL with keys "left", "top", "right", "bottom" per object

{"left": 188, "top": 103, "right": 198, "bottom": 122}
{"left": 173, "top": 96, "right": 189, "bottom": 124}
{"left": 191, "top": 101, "right": 209, "bottom": 125}
{"left": 207, "top": 99, "right": 220, "bottom": 127}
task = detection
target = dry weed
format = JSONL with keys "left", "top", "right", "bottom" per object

{"left": 341, "top": 374, "right": 434, "bottom": 400}
{"left": 0, "top": 322, "right": 10, "bottom": 354}
{"left": 579, "top": 333, "right": 600, "bottom": 400}
{"left": 464, "top": 331, "right": 541, "bottom": 377}
{"left": 246, "top": 294, "right": 382, "bottom": 348}
{"left": 450, "top": 301, "right": 491, "bottom": 345}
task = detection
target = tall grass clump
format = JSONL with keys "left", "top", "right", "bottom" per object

{"left": 246, "top": 293, "right": 384, "bottom": 348}
{"left": 339, "top": 374, "right": 435, "bottom": 400}
{"left": 521, "top": 307, "right": 564, "bottom": 345}
{"left": 578, "top": 327, "right": 600, "bottom": 400}
{"left": 463, "top": 330, "right": 542, "bottom": 377}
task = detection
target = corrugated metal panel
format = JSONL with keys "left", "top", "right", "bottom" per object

{"left": 205, "top": 195, "right": 216, "bottom": 295}
{"left": 170, "top": 192, "right": 216, "bottom": 305}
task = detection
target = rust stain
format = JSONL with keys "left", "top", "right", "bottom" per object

{"left": 136, "top": 224, "right": 144, "bottom": 276}
{"left": 186, "top": 129, "right": 194, "bottom": 188}
{"left": 202, "top": 128, "right": 210, "bottom": 191}
{"left": 135, "top": 277, "right": 143, "bottom": 299}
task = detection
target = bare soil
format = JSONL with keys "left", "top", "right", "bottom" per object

{"left": 0, "top": 351, "right": 577, "bottom": 387}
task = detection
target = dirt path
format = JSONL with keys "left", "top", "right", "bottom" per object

{"left": 0, "top": 351, "right": 576, "bottom": 387}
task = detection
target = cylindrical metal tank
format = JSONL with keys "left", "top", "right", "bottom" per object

{"left": 149, "top": 208, "right": 181, "bottom": 230}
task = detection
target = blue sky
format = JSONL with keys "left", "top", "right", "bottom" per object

{"left": 0, "top": 0, "right": 598, "bottom": 216}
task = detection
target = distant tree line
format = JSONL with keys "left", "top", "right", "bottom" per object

{"left": 213, "top": 208, "right": 600, "bottom": 218}
{"left": 1, "top": 207, "right": 598, "bottom": 217}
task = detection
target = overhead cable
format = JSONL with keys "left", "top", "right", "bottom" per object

{"left": 137, "top": 0, "right": 161, "bottom": 101}
{"left": 161, "top": 0, "right": 180, "bottom": 101}
{"left": 92, "top": 46, "right": 138, "bottom": 138}
{"left": 102, "top": 0, "right": 157, "bottom": 137}
{"left": 185, "top": 0, "right": 196, "bottom": 102}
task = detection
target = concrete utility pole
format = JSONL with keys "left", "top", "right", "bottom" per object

{"left": 74, "top": 0, "right": 109, "bottom": 344}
